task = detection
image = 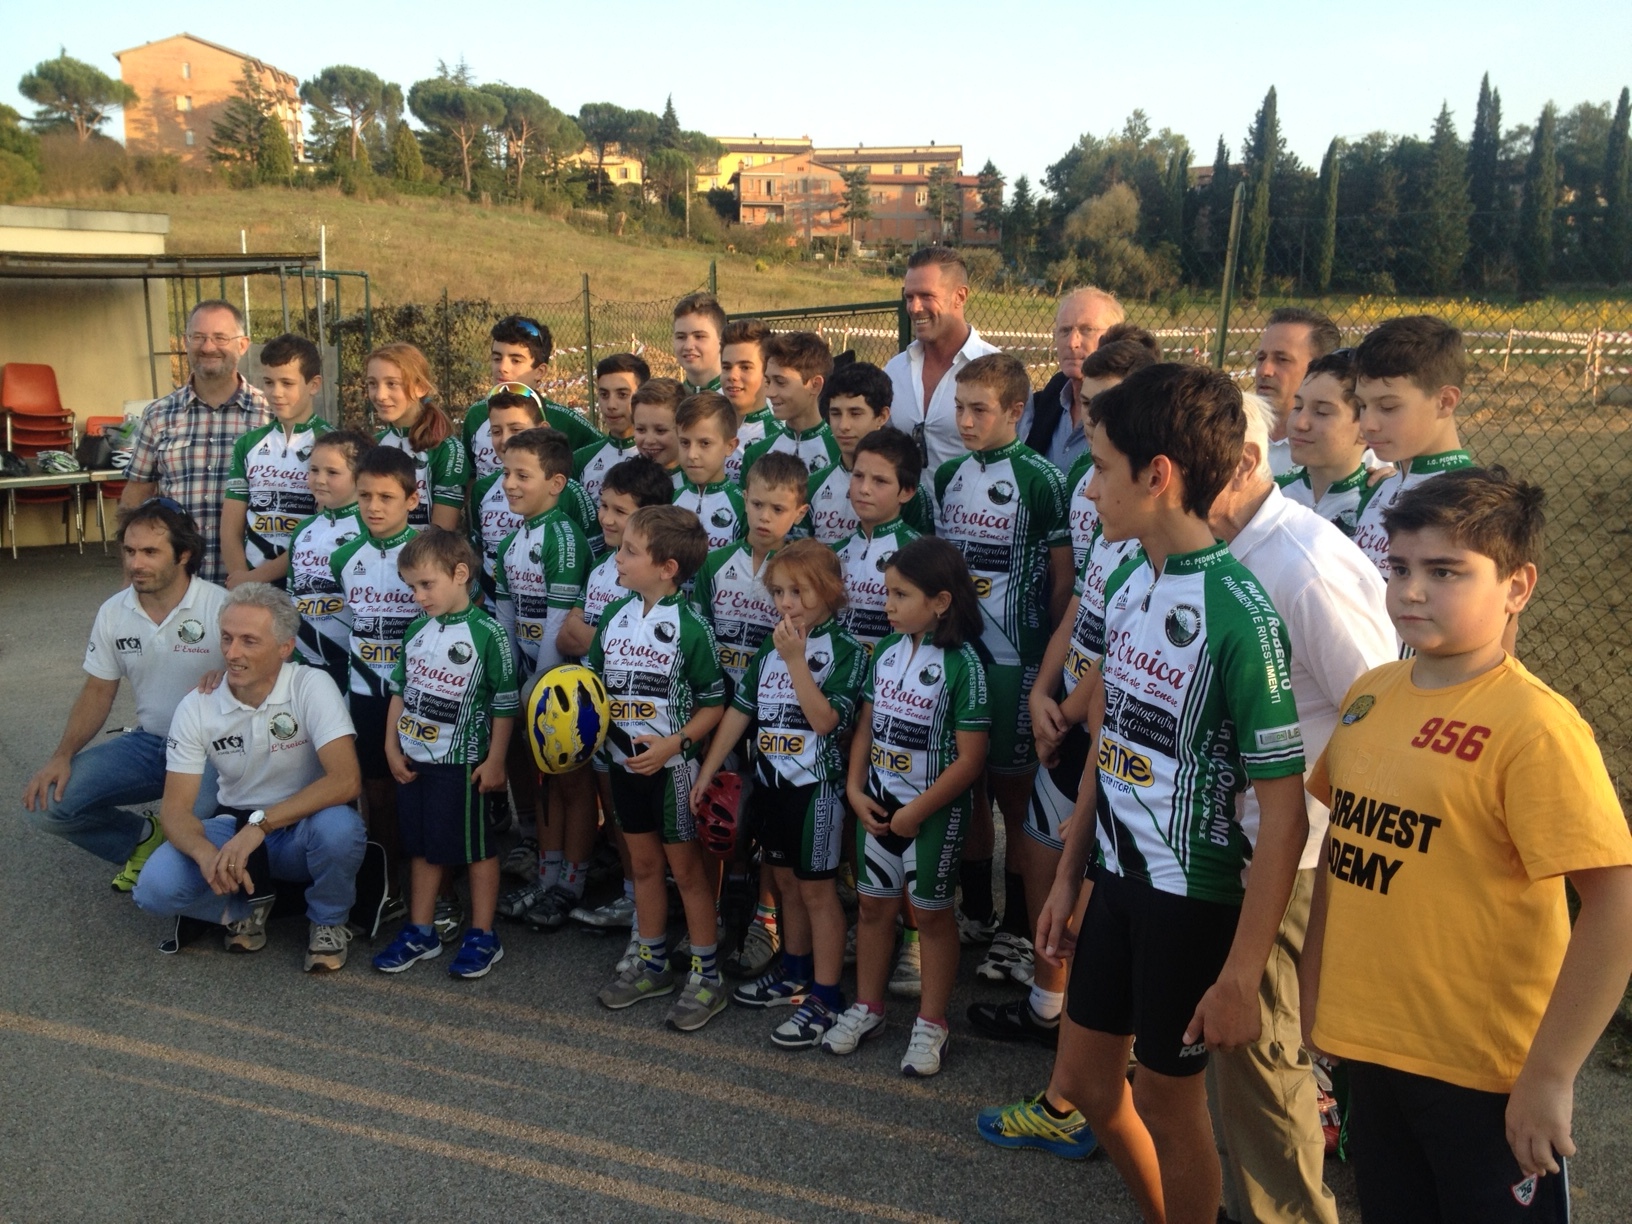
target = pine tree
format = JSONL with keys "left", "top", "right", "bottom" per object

{"left": 975, "top": 159, "right": 1005, "bottom": 241}
{"left": 211, "top": 62, "right": 274, "bottom": 172}
{"left": 1517, "top": 103, "right": 1558, "bottom": 296}
{"left": 1006, "top": 174, "right": 1036, "bottom": 268}
{"left": 391, "top": 121, "right": 424, "bottom": 182}
{"left": 1205, "top": 134, "right": 1235, "bottom": 269}
{"left": 1163, "top": 146, "right": 1190, "bottom": 252}
{"left": 1314, "top": 138, "right": 1340, "bottom": 293}
{"left": 840, "top": 166, "right": 873, "bottom": 250}
{"left": 1420, "top": 103, "right": 1472, "bottom": 293}
{"left": 925, "top": 164, "right": 963, "bottom": 240}
{"left": 1466, "top": 74, "right": 1504, "bottom": 286}
{"left": 1602, "top": 87, "right": 1631, "bottom": 283}
{"left": 1241, "top": 87, "right": 1280, "bottom": 298}
{"left": 656, "top": 95, "right": 681, "bottom": 150}
{"left": 257, "top": 112, "right": 294, "bottom": 183}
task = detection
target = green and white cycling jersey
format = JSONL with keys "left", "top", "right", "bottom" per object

{"left": 464, "top": 395, "right": 604, "bottom": 479}
{"left": 588, "top": 592, "right": 725, "bottom": 767}
{"left": 1061, "top": 525, "right": 1142, "bottom": 697}
{"left": 495, "top": 507, "right": 590, "bottom": 685}
{"left": 330, "top": 524, "right": 420, "bottom": 697}
{"left": 1090, "top": 540, "right": 1304, "bottom": 905}
{"left": 473, "top": 473, "right": 602, "bottom": 592}
{"left": 375, "top": 425, "right": 467, "bottom": 526}
{"left": 725, "top": 407, "right": 782, "bottom": 485}
{"left": 1063, "top": 452, "right": 1099, "bottom": 570}
{"left": 389, "top": 604, "right": 519, "bottom": 764}
{"left": 740, "top": 421, "right": 843, "bottom": 483}
{"left": 1276, "top": 464, "right": 1367, "bottom": 536}
{"left": 225, "top": 417, "right": 329, "bottom": 567}
{"left": 934, "top": 438, "right": 1069, "bottom": 667}
{"left": 578, "top": 552, "right": 623, "bottom": 632}
{"left": 731, "top": 617, "right": 867, "bottom": 787}
{"left": 862, "top": 631, "right": 989, "bottom": 808}
{"left": 692, "top": 541, "right": 779, "bottom": 694}
{"left": 1351, "top": 449, "right": 1474, "bottom": 578}
{"left": 804, "top": 462, "right": 935, "bottom": 546}
{"left": 573, "top": 433, "right": 638, "bottom": 507}
{"left": 834, "top": 517, "right": 920, "bottom": 652}
{"left": 673, "top": 477, "right": 746, "bottom": 550}
{"left": 288, "top": 504, "right": 362, "bottom": 666}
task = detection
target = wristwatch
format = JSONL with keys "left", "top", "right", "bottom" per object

{"left": 247, "top": 809, "right": 268, "bottom": 833}
{"left": 679, "top": 735, "right": 694, "bottom": 757}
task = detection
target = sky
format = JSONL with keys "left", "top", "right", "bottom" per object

{"left": 5, "top": 0, "right": 1631, "bottom": 189}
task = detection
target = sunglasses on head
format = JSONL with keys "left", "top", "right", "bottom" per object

{"left": 140, "top": 496, "right": 187, "bottom": 515}
{"left": 499, "top": 317, "right": 545, "bottom": 342}
{"left": 489, "top": 382, "right": 544, "bottom": 408}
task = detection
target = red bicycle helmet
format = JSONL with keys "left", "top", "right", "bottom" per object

{"left": 696, "top": 770, "right": 745, "bottom": 860}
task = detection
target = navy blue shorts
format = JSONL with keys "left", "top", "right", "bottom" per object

{"left": 396, "top": 761, "right": 494, "bottom": 866}
{"left": 349, "top": 693, "right": 393, "bottom": 781}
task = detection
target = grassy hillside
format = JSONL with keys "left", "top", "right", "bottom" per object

{"left": 46, "top": 188, "right": 901, "bottom": 308}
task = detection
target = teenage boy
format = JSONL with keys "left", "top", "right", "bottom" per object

{"left": 809, "top": 360, "right": 933, "bottom": 545}
{"left": 373, "top": 529, "right": 519, "bottom": 979}
{"left": 330, "top": 446, "right": 421, "bottom": 877}
{"left": 1350, "top": 315, "right": 1475, "bottom": 578}
{"left": 466, "top": 316, "right": 603, "bottom": 479}
{"left": 720, "top": 318, "right": 784, "bottom": 484}
{"left": 1302, "top": 467, "right": 1632, "bottom": 1223}
{"left": 287, "top": 428, "right": 370, "bottom": 692}
{"left": 672, "top": 292, "right": 726, "bottom": 395}
{"left": 1278, "top": 348, "right": 1371, "bottom": 535}
{"left": 674, "top": 392, "right": 746, "bottom": 550}
{"left": 982, "top": 363, "right": 1311, "bottom": 1224}
{"left": 935, "top": 352, "right": 1071, "bottom": 980}
{"left": 833, "top": 429, "right": 922, "bottom": 654}
{"left": 590, "top": 506, "right": 729, "bottom": 1032}
{"left": 1062, "top": 332, "right": 1160, "bottom": 568}
{"left": 631, "top": 378, "right": 686, "bottom": 487}
{"left": 222, "top": 333, "right": 331, "bottom": 588}
{"left": 576, "top": 353, "right": 649, "bottom": 506}
{"left": 741, "top": 332, "right": 842, "bottom": 480}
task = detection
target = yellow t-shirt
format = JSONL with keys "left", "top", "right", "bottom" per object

{"left": 1308, "top": 655, "right": 1631, "bottom": 1094}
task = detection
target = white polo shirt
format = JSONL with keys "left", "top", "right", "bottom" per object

{"left": 166, "top": 662, "right": 355, "bottom": 810}
{"left": 883, "top": 325, "right": 1002, "bottom": 473}
{"left": 82, "top": 576, "right": 228, "bottom": 737}
{"left": 1227, "top": 487, "right": 1395, "bottom": 869}
{"left": 1268, "top": 435, "right": 1296, "bottom": 478}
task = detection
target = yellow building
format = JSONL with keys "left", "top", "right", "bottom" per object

{"left": 695, "top": 136, "right": 812, "bottom": 193}
{"left": 567, "top": 144, "right": 645, "bottom": 188}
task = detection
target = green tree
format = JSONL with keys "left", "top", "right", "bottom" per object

{"left": 1005, "top": 174, "right": 1036, "bottom": 267}
{"left": 481, "top": 84, "right": 579, "bottom": 190}
{"left": 1162, "top": 145, "right": 1190, "bottom": 252}
{"left": 656, "top": 95, "right": 681, "bottom": 149}
{"left": 1601, "top": 87, "right": 1630, "bottom": 283}
{"left": 1517, "top": 103, "right": 1558, "bottom": 296}
{"left": 0, "top": 103, "right": 43, "bottom": 171}
{"left": 390, "top": 121, "right": 424, "bottom": 182}
{"left": 1062, "top": 182, "right": 1178, "bottom": 297}
{"left": 1241, "top": 86, "right": 1279, "bottom": 298}
{"left": 408, "top": 76, "right": 504, "bottom": 192}
{"left": 1466, "top": 74, "right": 1504, "bottom": 286}
{"left": 1419, "top": 103, "right": 1472, "bottom": 293}
{"left": 300, "top": 66, "right": 399, "bottom": 163}
{"left": 975, "top": 159, "right": 1005, "bottom": 241}
{"left": 1313, "top": 138, "right": 1340, "bottom": 293}
{"left": 840, "top": 165, "right": 873, "bottom": 250}
{"left": 257, "top": 112, "right": 294, "bottom": 183}
{"left": 17, "top": 52, "right": 136, "bottom": 142}
{"left": 0, "top": 150, "right": 41, "bottom": 202}
{"left": 925, "top": 163, "right": 963, "bottom": 240}
{"left": 211, "top": 61, "right": 275, "bottom": 173}
{"left": 1205, "top": 135, "right": 1235, "bottom": 260}
{"left": 576, "top": 102, "right": 629, "bottom": 195}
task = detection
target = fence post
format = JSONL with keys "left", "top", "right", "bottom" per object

{"left": 708, "top": 259, "right": 717, "bottom": 296}
{"left": 897, "top": 301, "right": 912, "bottom": 352}
{"left": 1212, "top": 181, "right": 1247, "bottom": 370}
{"left": 581, "top": 273, "right": 595, "bottom": 420}
{"left": 438, "top": 287, "right": 452, "bottom": 403}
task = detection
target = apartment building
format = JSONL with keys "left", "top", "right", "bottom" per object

{"left": 115, "top": 33, "right": 302, "bottom": 163}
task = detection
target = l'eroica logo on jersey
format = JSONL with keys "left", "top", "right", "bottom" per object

{"left": 918, "top": 663, "right": 942, "bottom": 686}
{"left": 177, "top": 619, "right": 206, "bottom": 644}
{"left": 269, "top": 713, "right": 299, "bottom": 741}
{"left": 807, "top": 651, "right": 830, "bottom": 673}
{"left": 710, "top": 507, "right": 735, "bottom": 529}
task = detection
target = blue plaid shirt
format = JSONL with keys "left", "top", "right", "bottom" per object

{"left": 127, "top": 375, "right": 268, "bottom": 582}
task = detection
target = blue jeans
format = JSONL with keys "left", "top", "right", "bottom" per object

{"left": 25, "top": 730, "right": 220, "bottom": 864}
{"left": 133, "top": 808, "right": 366, "bottom": 927}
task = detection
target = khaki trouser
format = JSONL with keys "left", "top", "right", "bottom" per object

{"left": 1207, "top": 867, "right": 1338, "bottom": 1224}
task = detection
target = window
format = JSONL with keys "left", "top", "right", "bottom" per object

{"left": 764, "top": 181, "right": 772, "bottom": 197}
{"left": 619, "top": 167, "right": 629, "bottom": 180}
{"left": 181, "top": 62, "right": 191, "bottom": 79}
{"left": 176, "top": 96, "right": 192, "bottom": 112}
{"left": 184, "top": 129, "right": 194, "bottom": 147}
{"left": 915, "top": 188, "right": 927, "bottom": 207}
{"left": 743, "top": 155, "right": 753, "bottom": 167}
{"left": 893, "top": 164, "right": 903, "bottom": 175}
{"left": 917, "top": 164, "right": 925, "bottom": 175}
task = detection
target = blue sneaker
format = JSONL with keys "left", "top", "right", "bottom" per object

{"left": 447, "top": 929, "right": 504, "bottom": 979}
{"left": 372, "top": 925, "right": 442, "bottom": 973}
{"left": 975, "top": 1092, "right": 1099, "bottom": 1160}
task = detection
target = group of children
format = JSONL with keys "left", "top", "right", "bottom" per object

{"left": 210, "top": 294, "right": 1631, "bottom": 1218}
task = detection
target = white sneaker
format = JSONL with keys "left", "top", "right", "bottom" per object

{"left": 304, "top": 922, "right": 352, "bottom": 972}
{"left": 956, "top": 907, "right": 998, "bottom": 945}
{"left": 615, "top": 934, "right": 641, "bottom": 974}
{"left": 976, "top": 932, "right": 1035, "bottom": 985}
{"left": 571, "top": 894, "right": 636, "bottom": 928}
{"left": 888, "top": 938, "right": 922, "bottom": 998}
{"left": 725, "top": 918, "right": 780, "bottom": 977}
{"left": 900, "top": 1017, "right": 948, "bottom": 1077}
{"left": 224, "top": 894, "right": 275, "bottom": 953}
{"left": 821, "top": 1002, "right": 885, "bottom": 1055}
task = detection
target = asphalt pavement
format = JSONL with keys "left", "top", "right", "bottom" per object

{"left": 3, "top": 546, "right": 1628, "bottom": 1222}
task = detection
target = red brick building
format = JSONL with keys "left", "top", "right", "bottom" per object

{"left": 115, "top": 33, "right": 302, "bottom": 163}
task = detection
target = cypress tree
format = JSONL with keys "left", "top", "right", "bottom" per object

{"left": 1314, "top": 138, "right": 1340, "bottom": 293}
{"left": 1207, "top": 135, "right": 1234, "bottom": 255}
{"left": 1421, "top": 103, "right": 1471, "bottom": 293}
{"left": 1164, "top": 145, "right": 1190, "bottom": 253}
{"left": 1241, "top": 87, "right": 1279, "bottom": 298}
{"left": 1517, "top": 104, "right": 1558, "bottom": 297}
{"left": 257, "top": 113, "right": 294, "bottom": 183}
{"left": 1466, "top": 74, "right": 1503, "bottom": 286}
{"left": 1603, "top": 87, "right": 1631, "bottom": 283}
{"left": 391, "top": 121, "right": 424, "bottom": 182}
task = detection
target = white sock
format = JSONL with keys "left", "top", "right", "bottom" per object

{"left": 1029, "top": 985, "right": 1065, "bottom": 1021}
{"left": 540, "top": 850, "right": 563, "bottom": 890}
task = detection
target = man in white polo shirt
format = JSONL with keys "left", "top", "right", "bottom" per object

{"left": 133, "top": 583, "right": 365, "bottom": 972}
{"left": 883, "top": 245, "right": 1001, "bottom": 473}
{"left": 1204, "top": 394, "right": 1395, "bottom": 1224}
{"left": 22, "top": 500, "right": 226, "bottom": 892}
{"left": 1253, "top": 307, "right": 1342, "bottom": 477}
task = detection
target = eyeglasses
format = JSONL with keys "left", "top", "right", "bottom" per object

{"left": 186, "top": 332, "right": 245, "bottom": 347}
{"left": 489, "top": 381, "right": 544, "bottom": 407}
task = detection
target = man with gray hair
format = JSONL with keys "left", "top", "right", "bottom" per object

{"left": 1019, "top": 287, "right": 1125, "bottom": 470}
{"left": 1204, "top": 393, "right": 1394, "bottom": 1224}
{"left": 134, "top": 582, "right": 366, "bottom": 972}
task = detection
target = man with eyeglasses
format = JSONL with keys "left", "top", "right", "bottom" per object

{"left": 122, "top": 299, "right": 269, "bottom": 582}
{"left": 1018, "top": 287, "right": 1125, "bottom": 471}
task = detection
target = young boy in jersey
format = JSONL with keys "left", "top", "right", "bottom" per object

{"left": 674, "top": 392, "right": 745, "bottom": 550}
{"left": 987, "top": 362, "right": 1311, "bottom": 1222}
{"left": 493, "top": 428, "right": 593, "bottom": 927}
{"left": 631, "top": 378, "right": 685, "bottom": 486}
{"left": 935, "top": 352, "right": 1071, "bottom": 982}
{"left": 834, "top": 429, "right": 922, "bottom": 654}
{"left": 1302, "top": 467, "right": 1632, "bottom": 1223}
{"left": 1062, "top": 331, "right": 1160, "bottom": 568}
{"left": 373, "top": 529, "right": 520, "bottom": 979}
{"left": 590, "top": 505, "right": 729, "bottom": 1031}
{"left": 672, "top": 292, "right": 726, "bottom": 395}
{"left": 1350, "top": 315, "right": 1475, "bottom": 577}
{"left": 742, "top": 332, "right": 842, "bottom": 479}
{"left": 809, "top": 360, "right": 933, "bottom": 545}
{"left": 466, "top": 315, "right": 603, "bottom": 479}
{"left": 1278, "top": 347, "right": 1369, "bottom": 535}
{"left": 576, "top": 353, "right": 649, "bottom": 506}
{"left": 331, "top": 446, "right": 422, "bottom": 879}
{"left": 720, "top": 318, "right": 783, "bottom": 484}
{"left": 287, "top": 429, "right": 370, "bottom": 692}
{"left": 222, "top": 332, "right": 330, "bottom": 588}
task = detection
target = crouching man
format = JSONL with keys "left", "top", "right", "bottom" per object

{"left": 134, "top": 582, "right": 365, "bottom": 971}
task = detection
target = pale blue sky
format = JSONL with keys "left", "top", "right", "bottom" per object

{"left": 6, "top": 0, "right": 1630, "bottom": 187}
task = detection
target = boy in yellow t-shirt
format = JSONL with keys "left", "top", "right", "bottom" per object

{"left": 1302, "top": 467, "right": 1632, "bottom": 1224}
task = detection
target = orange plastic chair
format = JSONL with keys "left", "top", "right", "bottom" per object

{"left": 2, "top": 362, "right": 82, "bottom": 556}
